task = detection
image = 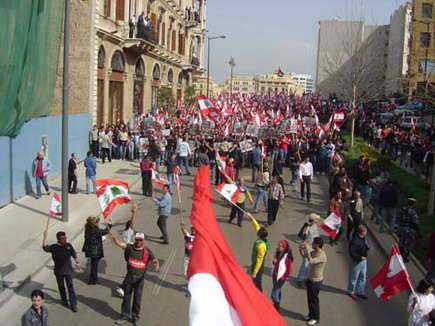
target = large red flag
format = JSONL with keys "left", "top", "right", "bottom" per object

{"left": 187, "top": 166, "right": 286, "bottom": 326}
{"left": 370, "top": 244, "right": 411, "bottom": 301}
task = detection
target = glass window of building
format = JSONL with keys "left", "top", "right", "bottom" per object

{"left": 420, "top": 32, "right": 431, "bottom": 48}
{"left": 422, "top": 3, "right": 433, "bottom": 18}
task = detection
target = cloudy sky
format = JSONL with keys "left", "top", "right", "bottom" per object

{"left": 206, "top": 0, "right": 408, "bottom": 84}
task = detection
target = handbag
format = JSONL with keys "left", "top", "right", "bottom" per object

{"left": 297, "top": 222, "right": 309, "bottom": 240}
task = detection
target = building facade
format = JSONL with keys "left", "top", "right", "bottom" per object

{"left": 193, "top": 75, "right": 223, "bottom": 95}
{"left": 255, "top": 74, "right": 304, "bottom": 95}
{"left": 386, "top": 2, "right": 412, "bottom": 96}
{"left": 289, "top": 73, "right": 315, "bottom": 94}
{"left": 408, "top": 0, "right": 435, "bottom": 97}
{"left": 96, "top": 0, "right": 206, "bottom": 125}
{"left": 224, "top": 75, "right": 256, "bottom": 95}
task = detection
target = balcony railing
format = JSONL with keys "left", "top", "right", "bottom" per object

{"left": 191, "top": 56, "right": 200, "bottom": 67}
{"left": 136, "top": 27, "right": 157, "bottom": 45}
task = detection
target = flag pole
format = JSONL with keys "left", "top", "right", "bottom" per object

{"left": 176, "top": 187, "right": 183, "bottom": 221}
{"left": 45, "top": 214, "right": 51, "bottom": 232}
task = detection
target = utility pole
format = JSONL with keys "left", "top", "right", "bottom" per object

{"left": 206, "top": 35, "right": 226, "bottom": 97}
{"left": 62, "top": 0, "right": 70, "bottom": 222}
{"left": 229, "top": 57, "right": 235, "bottom": 96}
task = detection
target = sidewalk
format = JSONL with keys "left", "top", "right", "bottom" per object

{"left": 0, "top": 159, "right": 142, "bottom": 308}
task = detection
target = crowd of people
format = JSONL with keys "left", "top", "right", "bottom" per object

{"left": 24, "top": 92, "right": 435, "bottom": 325}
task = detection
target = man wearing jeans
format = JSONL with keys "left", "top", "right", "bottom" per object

{"left": 347, "top": 225, "right": 370, "bottom": 300}
{"left": 299, "top": 156, "right": 313, "bottom": 202}
{"left": 300, "top": 237, "right": 327, "bottom": 325}
{"left": 84, "top": 151, "right": 97, "bottom": 194}
{"left": 109, "top": 232, "right": 159, "bottom": 326}
{"left": 152, "top": 185, "right": 172, "bottom": 244}
{"left": 176, "top": 137, "right": 191, "bottom": 176}
{"left": 32, "top": 151, "right": 52, "bottom": 199}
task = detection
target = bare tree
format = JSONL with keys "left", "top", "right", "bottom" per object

{"left": 317, "top": 20, "right": 388, "bottom": 146}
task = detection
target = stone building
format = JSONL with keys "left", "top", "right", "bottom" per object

{"left": 96, "top": 0, "right": 206, "bottom": 125}
{"left": 193, "top": 75, "right": 223, "bottom": 95}
{"left": 224, "top": 75, "right": 256, "bottom": 95}
{"left": 255, "top": 74, "right": 304, "bottom": 95}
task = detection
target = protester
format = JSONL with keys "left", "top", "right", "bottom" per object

{"left": 250, "top": 217, "right": 270, "bottom": 292}
{"left": 251, "top": 142, "right": 262, "bottom": 183}
{"left": 347, "top": 190, "right": 364, "bottom": 240}
{"left": 152, "top": 184, "right": 172, "bottom": 244}
{"left": 21, "top": 289, "right": 49, "bottom": 326}
{"left": 228, "top": 177, "right": 253, "bottom": 227}
{"left": 68, "top": 153, "right": 79, "bottom": 194}
{"left": 84, "top": 151, "right": 97, "bottom": 194}
{"left": 347, "top": 225, "right": 370, "bottom": 300}
{"left": 407, "top": 279, "right": 435, "bottom": 326}
{"left": 300, "top": 237, "right": 327, "bottom": 325}
{"left": 378, "top": 179, "right": 399, "bottom": 233}
{"left": 140, "top": 155, "right": 153, "bottom": 196}
{"left": 32, "top": 151, "right": 52, "bottom": 199}
{"left": 82, "top": 216, "right": 112, "bottom": 285}
{"left": 297, "top": 213, "right": 320, "bottom": 286}
{"left": 109, "top": 232, "right": 159, "bottom": 326}
{"left": 164, "top": 154, "right": 178, "bottom": 192}
{"left": 177, "top": 137, "right": 191, "bottom": 176}
{"left": 398, "top": 198, "right": 419, "bottom": 263}
{"left": 271, "top": 240, "right": 293, "bottom": 312}
{"left": 300, "top": 156, "right": 314, "bottom": 202}
{"left": 253, "top": 164, "right": 270, "bottom": 213}
{"left": 266, "top": 175, "right": 285, "bottom": 226}
{"left": 101, "top": 130, "right": 116, "bottom": 163}
{"left": 42, "top": 230, "right": 79, "bottom": 312}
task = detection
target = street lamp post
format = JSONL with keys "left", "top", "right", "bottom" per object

{"left": 206, "top": 35, "right": 226, "bottom": 97}
{"left": 229, "top": 57, "right": 235, "bottom": 96}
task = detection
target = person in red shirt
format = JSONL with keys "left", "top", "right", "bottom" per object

{"left": 140, "top": 155, "right": 153, "bottom": 196}
{"left": 32, "top": 151, "right": 52, "bottom": 199}
{"left": 279, "top": 135, "right": 289, "bottom": 162}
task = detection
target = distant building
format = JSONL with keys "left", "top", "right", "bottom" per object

{"left": 289, "top": 73, "right": 315, "bottom": 93}
{"left": 193, "top": 75, "right": 223, "bottom": 96}
{"left": 316, "top": 20, "right": 389, "bottom": 100}
{"left": 386, "top": 2, "right": 412, "bottom": 96}
{"left": 255, "top": 74, "right": 304, "bottom": 96}
{"left": 224, "top": 75, "right": 256, "bottom": 95}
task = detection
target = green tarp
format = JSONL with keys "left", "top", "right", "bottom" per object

{"left": 0, "top": 0, "right": 63, "bottom": 137}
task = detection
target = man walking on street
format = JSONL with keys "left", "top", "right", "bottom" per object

{"left": 300, "top": 156, "right": 314, "bottom": 202}
{"left": 347, "top": 225, "right": 370, "bottom": 300}
{"left": 42, "top": 230, "right": 80, "bottom": 312}
{"left": 109, "top": 232, "right": 159, "bottom": 326}
{"left": 68, "top": 153, "right": 78, "bottom": 194}
{"left": 21, "top": 289, "right": 49, "bottom": 326}
{"left": 32, "top": 151, "right": 52, "bottom": 199}
{"left": 177, "top": 137, "right": 191, "bottom": 176}
{"left": 84, "top": 151, "right": 97, "bottom": 194}
{"left": 266, "top": 175, "right": 284, "bottom": 226}
{"left": 300, "top": 237, "right": 327, "bottom": 325}
{"left": 152, "top": 184, "right": 172, "bottom": 244}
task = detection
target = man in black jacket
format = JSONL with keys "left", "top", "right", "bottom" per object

{"left": 378, "top": 179, "right": 398, "bottom": 233}
{"left": 346, "top": 225, "right": 370, "bottom": 300}
{"left": 68, "top": 153, "right": 78, "bottom": 194}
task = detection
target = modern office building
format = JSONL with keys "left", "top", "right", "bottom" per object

{"left": 289, "top": 73, "right": 315, "bottom": 93}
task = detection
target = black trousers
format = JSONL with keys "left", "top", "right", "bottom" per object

{"left": 91, "top": 140, "right": 99, "bottom": 157}
{"left": 306, "top": 279, "right": 322, "bottom": 321}
{"left": 229, "top": 202, "right": 245, "bottom": 226}
{"left": 55, "top": 273, "right": 77, "bottom": 305}
{"left": 121, "top": 274, "right": 145, "bottom": 322}
{"left": 101, "top": 148, "right": 111, "bottom": 163}
{"left": 346, "top": 213, "right": 362, "bottom": 240}
{"left": 157, "top": 215, "right": 169, "bottom": 242}
{"left": 267, "top": 199, "right": 280, "bottom": 225}
{"left": 89, "top": 257, "right": 100, "bottom": 284}
{"left": 68, "top": 175, "right": 78, "bottom": 193}
{"left": 301, "top": 175, "right": 312, "bottom": 200}
{"left": 142, "top": 171, "right": 152, "bottom": 196}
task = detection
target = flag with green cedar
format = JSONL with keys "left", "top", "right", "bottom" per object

{"left": 49, "top": 193, "right": 62, "bottom": 216}
{"left": 96, "top": 179, "right": 131, "bottom": 218}
{"left": 215, "top": 150, "right": 227, "bottom": 176}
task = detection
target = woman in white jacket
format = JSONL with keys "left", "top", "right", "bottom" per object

{"left": 408, "top": 279, "right": 435, "bottom": 326}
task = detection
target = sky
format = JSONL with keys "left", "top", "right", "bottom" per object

{"left": 206, "top": 0, "right": 409, "bottom": 84}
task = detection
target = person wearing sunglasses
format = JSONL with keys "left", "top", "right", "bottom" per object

{"left": 109, "top": 232, "right": 159, "bottom": 326}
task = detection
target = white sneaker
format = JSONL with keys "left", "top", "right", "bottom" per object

{"left": 116, "top": 287, "right": 124, "bottom": 297}
{"left": 307, "top": 319, "right": 318, "bottom": 325}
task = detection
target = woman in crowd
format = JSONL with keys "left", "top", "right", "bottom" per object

{"left": 271, "top": 240, "right": 293, "bottom": 312}
{"left": 408, "top": 279, "right": 435, "bottom": 326}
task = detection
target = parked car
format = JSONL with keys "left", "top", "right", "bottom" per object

{"left": 375, "top": 112, "right": 394, "bottom": 124}
{"left": 400, "top": 116, "right": 426, "bottom": 130}
{"left": 392, "top": 108, "right": 415, "bottom": 116}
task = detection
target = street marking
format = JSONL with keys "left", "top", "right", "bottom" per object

{"left": 152, "top": 248, "right": 177, "bottom": 296}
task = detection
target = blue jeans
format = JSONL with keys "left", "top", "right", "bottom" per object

{"left": 167, "top": 173, "right": 174, "bottom": 192}
{"left": 159, "top": 151, "right": 167, "bottom": 165}
{"left": 297, "top": 257, "right": 309, "bottom": 282}
{"left": 253, "top": 186, "right": 268, "bottom": 211}
{"left": 290, "top": 168, "right": 299, "bottom": 185}
{"left": 178, "top": 156, "right": 190, "bottom": 175}
{"left": 347, "top": 259, "right": 367, "bottom": 295}
{"left": 119, "top": 142, "right": 127, "bottom": 159}
{"left": 35, "top": 176, "right": 49, "bottom": 197}
{"left": 271, "top": 278, "right": 285, "bottom": 303}
{"left": 279, "top": 149, "right": 288, "bottom": 160}
{"left": 86, "top": 175, "right": 96, "bottom": 194}
{"left": 379, "top": 207, "right": 397, "bottom": 232}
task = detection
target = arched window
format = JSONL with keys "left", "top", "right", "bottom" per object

{"left": 135, "top": 58, "right": 145, "bottom": 78}
{"left": 167, "top": 69, "right": 174, "bottom": 83}
{"left": 111, "top": 51, "right": 125, "bottom": 72}
{"left": 98, "top": 46, "right": 105, "bottom": 69}
{"left": 178, "top": 72, "right": 183, "bottom": 85}
{"left": 152, "top": 64, "right": 161, "bottom": 80}
{"left": 184, "top": 72, "right": 190, "bottom": 86}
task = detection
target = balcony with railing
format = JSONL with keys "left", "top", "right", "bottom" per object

{"left": 136, "top": 27, "right": 158, "bottom": 45}
{"left": 191, "top": 56, "right": 200, "bottom": 67}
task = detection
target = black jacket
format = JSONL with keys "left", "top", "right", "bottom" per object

{"left": 83, "top": 226, "right": 109, "bottom": 258}
{"left": 349, "top": 235, "right": 369, "bottom": 261}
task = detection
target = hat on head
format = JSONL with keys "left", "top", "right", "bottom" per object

{"left": 309, "top": 213, "right": 320, "bottom": 221}
{"left": 408, "top": 198, "right": 417, "bottom": 205}
{"left": 135, "top": 233, "right": 145, "bottom": 240}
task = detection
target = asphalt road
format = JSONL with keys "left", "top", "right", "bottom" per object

{"left": 0, "top": 166, "right": 409, "bottom": 326}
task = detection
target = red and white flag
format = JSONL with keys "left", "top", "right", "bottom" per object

{"left": 174, "top": 166, "right": 182, "bottom": 195}
{"left": 187, "top": 166, "right": 286, "bottom": 326}
{"left": 320, "top": 209, "right": 342, "bottom": 240}
{"left": 95, "top": 179, "right": 131, "bottom": 218}
{"left": 260, "top": 144, "right": 266, "bottom": 160}
{"left": 151, "top": 169, "right": 169, "bottom": 189}
{"left": 275, "top": 253, "right": 292, "bottom": 281}
{"left": 370, "top": 244, "right": 411, "bottom": 301}
{"left": 197, "top": 95, "right": 218, "bottom": 116}
{"left": 49, "top": 192, "right": 62, "bottom": 216}
{"left": 215, "top": 150, "right": 227, "bottom": 176}
{"left": 215, "top": 182, "right": 241, "bottom": 205}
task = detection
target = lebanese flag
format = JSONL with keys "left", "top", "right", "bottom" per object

{"left": 370, "top": 244, "right": 411, "bottom": 301}
{"left": 215, "top": 150, "right": 227, "bottom": 176}
{"left": 49, "top": 192, "right": 62, "bottom": 216}
{"left": 260, "top": 144, "right": 266, "bottom": 160}
{"left": 224, "top": 120, "right": 233, "bottom": 137}
{"left": 187, "top": 166, "right": 286, "bottom": 326}
{"left": 252, "top": 112, "right": 262, "bottom": 127}
{"left": 215, "top": 182, "right": 241, "bottom": 204}
{"left": 320, "top": 209, "right": 342, "bottom": 240}
{"left": 276, "top": 67, "right": 284, "bottom": 77}
{"left": 174, "top": 166, "right": 181, "bottom": 195}
{"left": 95, "top": 179, "right": 131, "bottom": 218}
{"left": 197, "top": 95, "right": 218, "bottom": 116}
{"left": 151, "top": 169, "right": 169, "bottom": 188}
{"left": 275, "top": 253, "right": 292, "bottom": 282}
